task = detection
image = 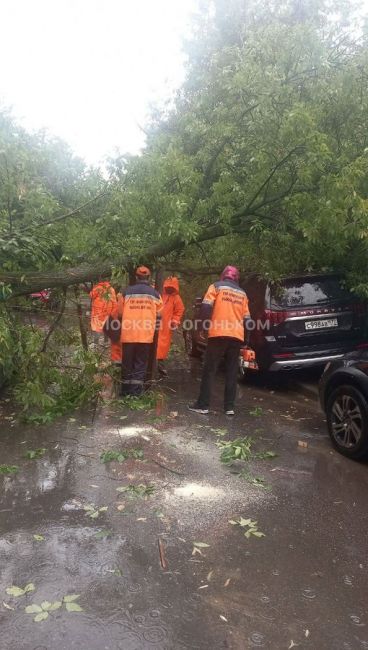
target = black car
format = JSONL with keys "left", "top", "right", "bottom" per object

{"left": 319, "top": 351, "right": 368, "bottom": 460}
{"left": 184, "top": 274, "right": 367, "bottom": 376}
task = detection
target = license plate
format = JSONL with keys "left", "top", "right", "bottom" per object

{"left": 305, "top": 318, "right": 338, "bottom": 330}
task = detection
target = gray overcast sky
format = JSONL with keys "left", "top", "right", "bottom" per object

{"left": 0, "top": 0, "right": 196, "bottom": 165}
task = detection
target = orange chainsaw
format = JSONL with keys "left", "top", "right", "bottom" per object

{"left": 239, "top": 346, "right": 259, "bottom": 371}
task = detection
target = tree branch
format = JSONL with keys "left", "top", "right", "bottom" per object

{"left": 39, "top": 288, "right": 67, "bottom": 353}
{"left": 9, "top": 190, "right": 109, "bottom": 235}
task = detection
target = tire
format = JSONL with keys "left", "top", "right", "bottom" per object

{"left": 184, "top": 331, "right": 202, "bottom": 358}
{"left": 326, "top": 384, "right": 368, "bottom": 460}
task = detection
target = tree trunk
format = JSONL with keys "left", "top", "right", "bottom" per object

{"left": 74, "top": 286, "right": 88, "bottom": 351}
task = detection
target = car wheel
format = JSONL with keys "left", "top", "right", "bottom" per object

{"left": 326, "top": 384, "right": 368, "bottom": 460}
{"left": 184, "top": 331, "right": 202, "bottom": 358}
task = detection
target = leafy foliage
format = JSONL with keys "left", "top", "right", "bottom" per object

{"left": 6, "top": 583, "right": 35, "bottom": 597}
{"left": 116, "top": 484, "right": 154, "bottom": 497}
{"left": 0, "top": 464, "right": 18, "bottom": 474}
{"left": 25, "top": 594, "right": 82, "bottom": 622}
{"left": 217, "top": 436, "right": 254, "bottom": 463}
{"left": 100, "top": 448, "right": 144, "bottom": 463}
{"left": 229, "top": 517, "right": 266, "bottom": 539}
{"left": 83, "top": 504, "right": 108, "bottom": 519}
{"left": 118, "top": 391, "right": 163, "bottom": 411}
{"left": 1, "top": 0, "right": 368, "bottom": 402}
{"left": 25, "top": 448, "right": 46, "bottom": 460}
{"left": 217, "top": 436, "right": 277, "bottom": 463}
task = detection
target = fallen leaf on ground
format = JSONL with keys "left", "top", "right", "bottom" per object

{"left": 298, "top": 441, "right": 308, "bottom": 448}
{"left": 220, "top": 615, "right": 228, "bottom": 622}
{"left": 33, "top": 534, "right": 44, "bottom": 541}
{"left": 193, "top": 542, "right": 210, "bottom": 548}
{"left": 65, "top": 602, "right": 83, "bottom": 612}
{"left": 63, "top": 594, "right": 80, "bottom": 603}
{"left": 224, "top": 578, "right": 231, "bottom": 587}
{"left": 198, "top": 585, "right": 208, "bottom": 589}
{"left": 192, "top": 547, "right": 204, "bottom": 557}
{"left": 207, "top": 570, "right": 214, "bottom": 581}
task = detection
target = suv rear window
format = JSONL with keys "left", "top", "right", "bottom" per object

{"left": 270, "top": 277, "right": 351, "bottom": 308}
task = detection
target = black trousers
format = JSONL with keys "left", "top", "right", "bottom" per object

{"left": 196, "top": 337, "right": 241, "bottom": 410}
{"left": 121, "top": 343, "right": 151, "bottom": 396}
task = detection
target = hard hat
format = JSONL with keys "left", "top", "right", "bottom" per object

{"left": 220, "top": 265, "right": 240, "bottom": 282}
{"left": 136, "top": 265, "right": 151, "bottom": 277}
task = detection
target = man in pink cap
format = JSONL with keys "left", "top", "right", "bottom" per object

{"left": 188, "top": 266, "right": 250, "bottom": 415}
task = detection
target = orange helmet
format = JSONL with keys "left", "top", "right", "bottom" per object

{"left": 136, "top": 265, "right": 151, "bottom": 278}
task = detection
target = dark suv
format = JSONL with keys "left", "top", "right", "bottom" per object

{"left": 184, "top": 274, "right": 367, "bottom": 375}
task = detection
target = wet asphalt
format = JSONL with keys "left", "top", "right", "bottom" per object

{"left": 1, "top": 351, "right": 368, "bottom": 650}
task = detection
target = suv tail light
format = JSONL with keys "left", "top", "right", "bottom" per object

{"left": 264, "top": 309, "right": 288, "bottom": 325}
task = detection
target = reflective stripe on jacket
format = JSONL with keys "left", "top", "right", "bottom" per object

{"left": 201, "top": 279, "right": 250, "bottom": 342}
{"left": 118, "top": 281, "right": 163, "bottom": 344}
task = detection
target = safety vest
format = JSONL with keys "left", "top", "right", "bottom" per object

{"left": 118, "top": 281, "right": 163, "bottom": 344}
{"left": 202, "top": 279, "right": 250, "bottom": 342}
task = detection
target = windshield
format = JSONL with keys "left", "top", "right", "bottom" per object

{"left": 270, "top": 277, "right": 352, "bottom": 308}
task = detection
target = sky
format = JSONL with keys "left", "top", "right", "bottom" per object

{"left": 0, "top": 0, "right": 197, "bottom": 165}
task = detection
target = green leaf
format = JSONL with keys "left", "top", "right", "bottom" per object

{"left": 6, "top": 586, "right": 25, "bottom": 597}
{"left": 33, "top": 534, "right": 44, "bottom": 541}
{"left": 89, "top": 510, "right": 99, "bottom": 519}
{"left": 41, "top": 601, "right": 52, "bottom": 611}
{"left": 34, "top": 611, "right": 49, "bottom": 622}
{"left": 0, "top": 464, "right": 19, "bottom": 475}
{"left": 99, "top": 506, "right": 108, "bottom": 512}
{"left": 63, "top": 594, "right": 80, "bottom": 602}
{"left": 65, "top": 602, "right": 83, "bottom": 612}
{"left": 24, "top": 583, "right": 35, "bottom": 593}
{"left": 25, "top": 604, "right": 42, "bottom": 614}
{"left": 49, "top": 601, "right": 62, "bottom": 611}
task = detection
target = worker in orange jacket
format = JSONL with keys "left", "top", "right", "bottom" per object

{"left": 89, "top": 281, "right": 116, "bottom": 340}
{"left": 188, "top": 266, "right": 251, "bottom": 416}
{"left": 156, "top": 276, "right": 185, "bottom": 377}
{"left": 118, "top": 266, "right": 163, "bottom": 396}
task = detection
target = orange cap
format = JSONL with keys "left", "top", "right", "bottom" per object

{"left": 136, "top": 265, "right": 151, "bottom": 277}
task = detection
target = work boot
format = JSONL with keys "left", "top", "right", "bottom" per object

{"left": 188, "top": 403, "right": 209, "bottom": 415}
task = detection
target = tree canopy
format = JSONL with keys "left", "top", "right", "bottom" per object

{"left": 1, "top": 0, "right": 368, "bottom": 297}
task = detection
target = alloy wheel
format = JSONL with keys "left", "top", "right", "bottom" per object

{"left": 330, "top": 394, "right": 363, "bottom": 449}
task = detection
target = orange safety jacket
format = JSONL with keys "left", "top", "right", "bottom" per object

{"left": 201, "top": 279, "right": 250, "bottom": 342}
{"left": 157, "top": 277, "right": 185, "bottom": 360}
{"left": 118, "top": 281, "right": 163, "bottom": 344}
{"left": 89, "top": 282, "right": 117, "bottom": 332}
